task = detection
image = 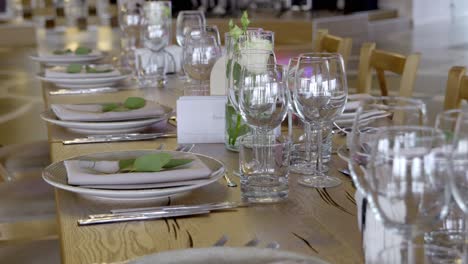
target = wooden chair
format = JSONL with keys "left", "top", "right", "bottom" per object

{"left": 357, "top": 42, "right": 421, "bottom": 97}
{"left": 313, "top": 29, "right": 353, "bottom": 66}
{"left": 444, "top": 66, "right": 468, "bottom": 110}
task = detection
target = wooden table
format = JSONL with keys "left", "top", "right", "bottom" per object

{"left": 42, "top": 77, "right": 363, "bottom": 264}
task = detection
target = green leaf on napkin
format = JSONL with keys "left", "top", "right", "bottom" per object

{"left": 124, "top": 97, "right": 146, "bottom": 110}
{"left": 85, "top": 65, "right": 113, "bottom": 73}
{"left": 163, "top": 159, "right": 193, "bottom": 169}
{"left": 118, "top": 158, "right": 136, "bottom": 172}
{"left": 75, "top": 46, "right": 92, "bottom": 55}
{"left": 116, "top": 154, "right": 194, "bottom": 173}
{"left": 53, "top": 49, "right": 72, "bottom": 55}
{"left": 66, "top": 63, "right": 82, "bottom": 73}
{"left": 134, "top": 153, "right": 172, "bottom": 172}
{"left": 102, "top": 103, "right": 119, "bottom": 112}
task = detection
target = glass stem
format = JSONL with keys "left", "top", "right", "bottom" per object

{"left": 287, "top": 110, "right": 293, "bottom": 141}
{"left": 304, "top": 122, "right": 312, "bottom": 165}
{"left": 464, "top": 216, "right": 468, "bottom": 263}
{"left": 316, "top": 122, "right": 323, "bottom": 176}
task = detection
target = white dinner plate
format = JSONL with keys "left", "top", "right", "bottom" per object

{"left": 127, "top": 247, "right": 329, "bottom": 264}
{"left": 29, "top": 53, "right": 104, "bottom": 64}
{"left": 40, "top": 106, "right": 172, "bottom": 133}
{"left": 36, "top": 74, "right": 129, "bottom": 89}
{"left": 42, "top": 150, "right": 225, "bottom": 200}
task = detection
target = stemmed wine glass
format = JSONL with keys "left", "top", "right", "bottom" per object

{"left": 348, "top": 97, "right": 427, "bottom": 195}
{"left": 237, "top": 63, "right": 289, "bottom": 173}
{"left": 291, "top": 53, "right": 347, "bottom": 188}
{"left": 366, "top": 126, "right": 450, "bottom": 263}
{"left": 228, "top": 49, "right": 276, "bottom": 112}
{"left": 184, "top": 25, "right": 221, "bottom": 46}
{"left": 176, "top": 10, "right": 206, "bottom": 47}
{"left": 140, "top": 2, "right": 172, "bottom": 52}
{"left": 182, "top": 34, "right": 221, "bottom": 89}
{"left": 238, "top": 63, "right": 289, "bottom": 135}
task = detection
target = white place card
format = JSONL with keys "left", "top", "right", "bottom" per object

{"left": 176, "top": 96, "right": 227, "bottom": 144}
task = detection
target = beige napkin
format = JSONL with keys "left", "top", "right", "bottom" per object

{"left": 45, "top": 65, "right": 120, "bottom": 79}
{"left": 51, "top": 101, "right": 167, "bottom": 122}
{"left": 64, "top": 154, "right": 213, "bottom": 186}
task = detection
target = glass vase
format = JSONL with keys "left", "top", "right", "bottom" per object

{"left": 225, "top": 101, "right": 249, "bottom": 152}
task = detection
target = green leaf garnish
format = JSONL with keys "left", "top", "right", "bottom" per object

{"left": 230, "top": 25, "right": 243, "bottom": 40}
{"left": 119, "top": 158, "right": 135, "bottom": 172}
{"left": 66, "top": 63, "right": 82, "bottom": 73}
{"left": 163, "top": 159, "right": 193, "bottom": 169}
{"left": 102, "top": 103, "right": 119, "bottom": 112}
{"left": 124, "top": 97, "right": 146, "bottom": 110}
{"left": 240, "top": 11, "right": 250, "bottom": 31}
{"left": 85, "top": 65, "right": 113, "bottom": 73}
{"left": 53, "top": 49, "right": 72, "bottom": 55}
{"left": 75, "top": 46, "right": 92, "bottom": 55}
{"left": 134, "top": 153, "right": 172, "bottom": 172}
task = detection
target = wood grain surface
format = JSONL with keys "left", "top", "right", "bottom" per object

{"left": 42, "top": 77, "right": 363, "bottom": 263}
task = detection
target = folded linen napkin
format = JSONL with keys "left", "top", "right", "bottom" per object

{"left": 65, "top": 154, "right": 212, "bottom": 186}
{"left": 45, "top": 65, "right": 120, "bottom": 79}
{"left": 51, "top": 101, "right": 167, "bottom": 122}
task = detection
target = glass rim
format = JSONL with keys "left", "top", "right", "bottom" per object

{"left": 357, "top": 96, "right": 426, "bottom": 111}
{"left": 177, "top": 10, "right": 204, "bottom": 15}
{"left": 436, "top": 108, "right": 463, "bottom": 122}
{"left": 371, "top": 125, "right": 446, "bottom": 143}
{"left": 297, "top": 52, "right": 343, "bottom": 61}
{"left": 225, "top": 29, "right": 273, "bottom": 38}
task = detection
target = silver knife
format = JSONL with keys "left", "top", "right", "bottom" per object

{"left": 89, "top": 202, "right": 243, "bottom": 219}
{"left": 49, "top": 87, "right": 119, "bottom": 95}
{"left": 78, "top": 209, "right": 210, "bottom": 226}
{"left": 63, "top": 132, "right": 177, "bottom": 145}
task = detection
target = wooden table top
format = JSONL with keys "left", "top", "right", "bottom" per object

{"left": 42, "top": 77, "right": 363, "bottom": 264}
{"left": 27, "top": 24, "right": 364, "bottom": 263}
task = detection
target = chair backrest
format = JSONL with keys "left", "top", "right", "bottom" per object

{"left": 444, "top": 66, "right": 468, "bottom": 110}
{"left": 313, "top": 29, "right": 353, "bottom": 66}
{"left": 357, "top": 42, "right": 420, "bottom": 97}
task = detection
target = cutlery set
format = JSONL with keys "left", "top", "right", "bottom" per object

{"left": 63, "top": 132, "right": 177, "bottom": 145}
{"left": 78, "top": 201, "right": 244, "bottom": 226}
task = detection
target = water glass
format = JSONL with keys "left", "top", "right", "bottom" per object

{"left": 239, "top": 134, "right": 290, "bottom": 203}
{"left": 134, "top": 48, "right": 166, "bottom": 89}
{"left": 377, "top": 244, "right": 463, "bottom": 264}
{"left": 451, "top": 111, "right": 468, "bottom": 214}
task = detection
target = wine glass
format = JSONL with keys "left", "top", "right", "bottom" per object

{"left": 227, "top": 49, "right": 276, "bottom": 111}
{"left": 238, "top": 63, "right": 289, "bottom": 134}
{"left": 378, "top": 244, "right": 463, "bottom": 264}
{"left": 176, "top": 10, "right": 206, "bottom": 47}
{"left": 184, "top": 25, "right": 221, "bottom": 46}
{"left": 348, "top": 96, "right": 427, "bottom": 195}
{"left": 140, "top": 2, "right": 172, "bottom": 52}
{"left": 237, "top": 63, "right": 289, "bottom": 176}
{"left": 366, "top": 126, "right": 450, "bottom": 263}
{"left": 182, "top": 34, "right": 221, "bottom": 88}
{"left": 291, "top": 53, "right": 347, "bottom": 188}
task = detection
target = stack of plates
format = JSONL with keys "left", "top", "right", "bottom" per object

{"left": 36, "top": 64, "right": 129, "bottom": 89}
{"left": 40, "top": 103, "right": 173, "bottom": 134}
{"left": 42, "top": 150, "right": 225, "bottom": 200}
